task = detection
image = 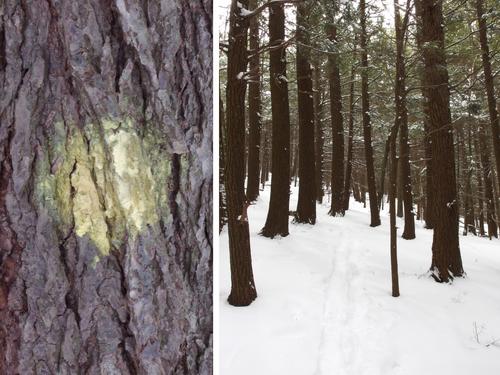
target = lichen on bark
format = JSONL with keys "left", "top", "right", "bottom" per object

{"left": 34, "top": 118, "right": 170, "bottom": 257}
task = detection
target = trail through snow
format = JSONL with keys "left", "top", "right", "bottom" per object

{"left": 220, "top": 184, "right": 500, "bottom": 375}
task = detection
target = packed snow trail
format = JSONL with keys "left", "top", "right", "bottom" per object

{"left": 220, "top": 185, "right": 500, "bottom": 375}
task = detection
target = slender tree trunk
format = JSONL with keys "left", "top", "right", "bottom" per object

{"left": 475, "top": 0, "right": 500, "bottom": 191}
{"left": 0, "top": 1, "right": 213, "bottom": 373}
{"left": 344, "top": 64, "right": 356, "bottom": 211}
{"left": 295, "top": 1, "right": 316, "bottom": 224}
{"left": 394, "top": 0, "right": 415, "bottom": 239}
{"left": 261, "top": 2, "right": 291, "bottom": 238}
{"left": 226, "top": 0, "right": 257, "bottom": 306}
{"left": 359, "top": 0, "right": 381, "bottom": 226}
{"left": 390, "top": 151, "right": 400, "bottom": 297}
{"left": 419, "top": 0, "right": 464, "bottom": 282}
{"left": 246, "top": 0, "right": 262, "bottom": 202}
{"left": 478, "top": 121, "right": 498, "bottom": 238}
{"left": 220, "top": 97, "right": 228, "bottom": 232}
{"left": 474, "top": 136, "right": 486, "bottom": 236}
{"left": 314, "top": 58, "right": 325, "bottom": 204}
{"left": 328, "top": 15, "right": 345, "bottom": 217}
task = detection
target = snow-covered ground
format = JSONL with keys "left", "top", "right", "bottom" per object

{"left": 220, "top": 184, "right": 500, "bottom": 375}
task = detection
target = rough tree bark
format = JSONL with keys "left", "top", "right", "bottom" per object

{"left": 418, "top": 0, "right": 464, "bottom": 282}
{"left": 359, "top": 0, "right": 381, "bottom": 227}
{"left": 478, "top": 121, "right": 498, "bottom": 238}
{"left": 246, "top": 0, "right": 262, "bottom": 203}
{"left": 394, "top": 0, "right": 415, "bottom": 239}
{"left": 314, "top": 57, "right": 324, "bottom": 204}
{"left": 327, "top": 6, "right": 345, "bottom": 217}
{"left": 343, "top": 63, "right": 356, "bottom": 211}
{"left": 475, "top": 0, "right": 500, "bottom": 191}
{"left": 295, "top": 0, "right": 316, "bottom": 224}
{"left": 0, "top": 1, "right": 213, "bottom": 374}
{"left": 225, "top": 0, "right": 257, "bottom": 306}
{"left": 220, "top": 97, "right": 228, "bottom": 233}
{"left": 261, "top": 2, "right": 291, "bottom": 238}
{"left": 414, "top": 0, "right": 434, "bottom": 229}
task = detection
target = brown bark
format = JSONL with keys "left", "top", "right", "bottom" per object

{"left": 359, "top": 0, "right": 381, "bottom": 227}
{"left": 478, "top": 121, "right": 498, "bottom": 238}
{"left": 390, "top": 151, "right": 400, "bottom": 297}
{"left": 394, "top": 0, "right": 415, "bottom": 239}
{"left": 246, "top": 0, "right": 262, "bottom": 202}
{"left": 475, "top": 0, "right": 500, "bottom": 191}
{"left": 314, "top": 58, "right": 325, "bottom": 204}
{"left": 418, "top": 0, "right": 464, "bottom": 282}
{"left": 220, "top": 97, "right": 228, "bottom": 232}
{"left": 226, "top": 0, "right": 258, "bottom": 307}
{"left": 415, "top": 0, "right": 434, "bottom": 229}
{"left": 327, "top": 15, "right": 345, "bottom": 217}
{"left": 343, "top": 64, "right": 356, "bottom": 211}
{"left": 0, "top": 0, "right": 213, "bottom": 373}
{"left": 295, "top": 1, "right": 316, "bottom": 224}
{"left": 261, "top": 2, "right": 291, "bottom": 238}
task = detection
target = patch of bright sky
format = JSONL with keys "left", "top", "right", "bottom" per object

{"left": 216, "top": 0, "right": 396, "bottom": 38}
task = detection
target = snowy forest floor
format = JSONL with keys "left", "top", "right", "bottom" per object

{"left": 220, "top": 184, "right": 500, "bottom": 375}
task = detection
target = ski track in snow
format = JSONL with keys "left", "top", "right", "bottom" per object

{"left": 220, "top": 184, "right": 500, "bottom": 375}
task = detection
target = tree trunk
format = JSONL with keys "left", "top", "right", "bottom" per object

{"left": 261, "top": 2, "right": 291, "bottom": 238}
{"left": 220, "top": 97, "right": 228, "bottom": 232}
{"left": 314, "top": 58, "right": 324, "bottom": 204}
{"left": 0, "top": 1, "right": 213, "bottom": 373}
{"left": 359, "top": 0, "right": 381, "bottom": 227}
{"left": 390, "top": 150, "right": 400, "bottom": 297}
{"left": 246, "top": 0, "right": 262, "bottom": 203}
{"left": 225, "top": 0, "right": 258, "bottom": 307}
{"left": 478, "top": 121, "right": 498, "bottom": 238}
{"left": 295, "top": 1, "right": 316, "bottom": 224}
{"left": 343, "top": 63, "right": 356, "bottom": 211}
{"left": 394, "top": 0, "right": 415, "bottom": 239}
{"left": 475, "top": 0, "right": 500, "bottom": 191}
{"left": 415, "top": 0, "right": 434, "bottom": 229}
{"left": 328, "top": 15, "right": 345, "bottom": 217}
{"left": 419, "top": 0, "right": 464, "bottom": 282}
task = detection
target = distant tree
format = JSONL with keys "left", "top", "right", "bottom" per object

{"left": 327, "top": 1, "right": 345, "bottom": 217}
{"left": 246, "top": 0, "right": 262, "bottom": 202}
{"left": 475, "top": 0, "right": 500, "bottom": 191}
{"left": 359, "top": 0, "right": 381, "bottom": 227}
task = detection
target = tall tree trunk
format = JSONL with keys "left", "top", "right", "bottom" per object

{"left": 220, "top": 97, "right": 228, "bottom": 232}
{"left": 225, "top": 0, "right": 257, "bottom": 306}
{"left": 415, "top": 0, "right": 434, "bottom": 229}
{"left": 478, "top": 121, "right": 498, "bottom": 238}
{"left": 474, "top": 136, "right": 486, "bottom": 236}
{"left": 246, "top": 0, "right": 262, "bottom": 202}
{"left": 261, "top": 3, "right": 291, "bottom": 238}
{"left": 295, "top": 1, "right": 316, "bottom": 224}
{"left": 461, "top": 124, "right": 475, "bottom": 235}
{"left": 343, "top": 63, "right": 356, "bottom": 211}
{"left": 0, "top": 1, "right": 213, "bottom": 373}
{"left": 314, "top": 57, "right": 325, "bottom": 204}
{"left": 475, "top": 0, "right": 500, "bottom": 191}
{"left": 418, "top": 0, "right": 464, "bottom": 282}
{"left": 328, "top": 11, "right": 345, "bottom": 217}
{"left": 359, "top": 0, "right": 381, "bottom": 227}
{"left": 394, "top": 0, "right": 415, "bottom": 239}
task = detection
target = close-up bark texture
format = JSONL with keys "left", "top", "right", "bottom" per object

{"left": 0, "top": 0, "right": 212, "bottom": 374}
